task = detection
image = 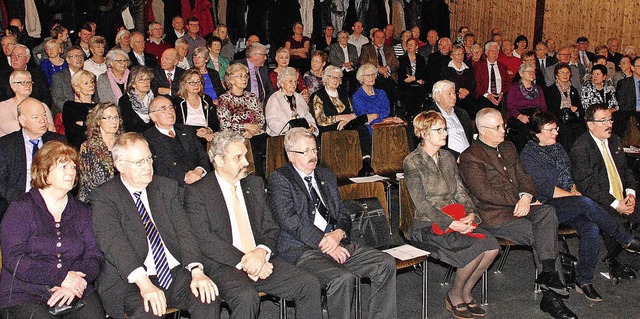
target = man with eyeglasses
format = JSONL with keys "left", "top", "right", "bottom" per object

{"left": 143, "top": 96, "right": 211, "bottom": 185}
{"left": 183, "top": 130, "right": 322, "bottom": 318}
{"left": 0, "top": 35, "right": 16, "bottom": 71}
{"left": 184, "top": 17, "right": 207, "bottom": 62}
{"left": 460, "top": 108, "right": 577, "bottom": 319}
{"left": 235, "top": 43, "right": 274, "bottom": 105}
{"left": 543, "top": 47, "right": 582, "bottom": 90}
{"left": 267, "top": 127, "right": 397, "bottom": 319}
{"left": 473, "top": 42, "right": 509, "bottom": 112}
{"left": 129, "top": 31, "right": 158, "bottom": 68}
{"left": 89, "top": 132, "right": 220, "bottom": 318}
{"left": 0, "top": 44, "right": 52, "bottom": 108}
{"left": 570, "top": 104, "right": 640, "bottom": 284}
{"left": 145, "top": 22, "right": 171, "bottom": 61}
{"left": 0, "top": 97, "right": 64, "bottom": 218}
{"left": 51, "top": 46, "right": 86, "bottom": 115}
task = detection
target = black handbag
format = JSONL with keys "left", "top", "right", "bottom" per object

{"left": 345, "top": 198, "right": 391, "bottom": 249}
{"left": 46, "top": 287, "right": 86, "bottom": 316}
{"left": 560, "top": 108, "right": 580, "bottom": 124}
{"left": 559, "top": 252, "right": 578, "bottom": 289}
{"left": 342, "top": 114, "right": 368, "bottom": 130}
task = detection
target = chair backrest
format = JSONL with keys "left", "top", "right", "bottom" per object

{"left": 398, "top": 178, "right": 416, "bottom": 238}
{"left": 244, "top": 139, "right": 256, "bottom": 175}
{"left": 320, "top": 130, "right": 362, "bottom": 181}
{"left": 371, "top": 125, "right": 410, "bottom": 176}
{"left": 265, "top": 135, "right": 287, "bottom": 178}
{"left": 338, "top": 182, "right": 389, "bottom": 220}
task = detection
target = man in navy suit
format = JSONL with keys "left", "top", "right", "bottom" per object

{"left": 184, "top": 131, "right": 322, "bottom": 318}
{"left": 613, "top": 57, "right": 640, "bottom": 137}
{"left": 89, "top": 132, "right": 219, "bottom": 318}
{"left": 151, "top": 48, "right": 184, "bottom": 97}
{"left": 143, "top": 96, "right": 211, "bottom": 185}
{"left": 266, "top": 128, "right": 397, "bottom": 319}
{"left": 0, "top": 98, "right": 64, "bottom": 217}
{"left": 233, "top": 43, "right": 274, "bottom": 106}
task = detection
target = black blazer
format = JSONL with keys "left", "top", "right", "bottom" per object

{"left": 0, "top": 64, "right": 52, "bottom": 106}
{"left": 163, "top": 30, "right": 184, "bottom": 48}
{"left": 398, "top": 53, "right": 428, "bottom": 90}
{"left": 128, "top": 51, "right": 158, "bottom": 68}
{"left": 89, "top": 175, "right": 203, "bottom": 317}
{"left": 544, "top": 84, "right": 583, "bottom": 119}
{"left": 175, "top": 94, "right": 220, "bottom": 133}
{"left": 570, "top": 133, "right": 635, "bottom": 207}
{"left": 151, "top": 66, "right": 185, "bottom": 97}
{"left": 616, "top": 76, "right": 637, "bottom": 112}
{"left": 203, "top": 68, "right": 226, "bottom": 97}
{"left": 266, "top": 164, "right": 352, "bottom": 264}
{"left": 426, "top": 103, "right": 474, "bottom": 157}
{"left": 233, "top": 58, "right": 275, "bottom": 101}
{"left": 143, "top": 124, "right": 212, "bottom": 185}
{"left": 184, "top": 174, "right": 280, "bottom": 271}
{"left": 0, "top": 130, "right": 65, "bottom": 217}
{"left": 118, "top": 93, "right": 155, "bottom": 133}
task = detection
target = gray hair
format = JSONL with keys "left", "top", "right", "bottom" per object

{"left": 518, "top": 62, "right": 535, "bottom": 76}
{"left": 356, "top": 63, "right": 377, "bottom": 83}
{"left": 111, "top": 132, "right": 149, "bottom": 162}
{"left": 277, "top": 67, "right": 299, "bottom": 89}
{"left": 432, "top": 80, "right": 455, "bottom": 101}
{"left": 284, "top": 127, "right": 314, "bottom": 152}
{"left": 127, "top": 65, "right": 154, "bottom": 91}
{"left": 194, "top": 46, "right": 209, "bottom": 59}
{"left": 9, "top": 69, "right": 30, "bottom": 84}
{"left": 208, "top": 130, "right": 245, "bottom": 163}
{"left": 484, "top": 41, "right": 499, "bottom": 52}
{"left": 11, "top": 44, "right": 30, "bottom": 57}
{"left": 246, "top": 43, "right": 266, "bottom": 57}
{"left": 115, "top": 29, "right": 130, "bottom": 43}
{"left": 175, "top": 37, "right": 189, "bottom": 47}
{"left": 475, "top": 107, "right": 501, "bottom": 127}
{"left": 44, "top": 39, "right": 62, "bottom": 52}
{"left": 322, "top": 65, "right": 342, "bottom": 86}
{"left": 105, "top": 48, "right": 130, "bottom": 68}
{"left": 224, "top": 63, "right": 249, "bottom": 88}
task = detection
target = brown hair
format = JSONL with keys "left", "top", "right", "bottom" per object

{"left": 86, "top": 102, "right": 124, "bottom": 139}
{"left": 31, "top": 141, "right": 79, "bottom": 189}
{"left": 177, "top": 68, "right": 204, "bottom": 99}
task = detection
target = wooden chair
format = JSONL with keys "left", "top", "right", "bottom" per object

{"left": 265, "top": 135, "right": 287, "bottom": 178}
{"left": 340, "top": 181, "right": 428, "bottom": 319}
{"left": 244, "top": 139, "right": 256, "bottom": 175}
{"left": 371, "top": 125, "right": 410, "bottom": 177}
{"left": 319, "top": 130, "right": 362, "bottom": 181}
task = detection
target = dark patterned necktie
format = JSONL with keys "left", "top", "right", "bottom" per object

{"left": 303, "top": 176, "right": 330, "bottom": 226}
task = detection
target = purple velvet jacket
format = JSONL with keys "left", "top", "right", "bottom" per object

{"left": 0, "top": 188, "right": 103, "bottom": 308}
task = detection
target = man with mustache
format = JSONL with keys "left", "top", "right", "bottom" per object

{"left": 183, "top": 130, "right": 322, "bottom": 318}
{"left": 143, "top": 96, "right": 211, "bottom": 185}
{"left": 266, "top": 128, "right": 397, "bottom": 319}
{"left": 570, "top": 104, "right": 640, "bottom": 283}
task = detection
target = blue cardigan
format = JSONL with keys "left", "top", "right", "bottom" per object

{"left": 352, "top": 87, "right": 391, "bottom": 135}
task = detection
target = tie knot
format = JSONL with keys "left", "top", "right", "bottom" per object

{"left": 303, "top": 176, "right": 313, "bottom": 186}
{"left": 231, "top": 184, "right": 237, "bottom": 193}
{"left": 167, "top": 72, "right": 172, "bottom": 77}
{"left": 133, "top": 191, "right": 142, "bottom": 199}
{"left": 29, "top": 139, "right": 39, "bottom": 146}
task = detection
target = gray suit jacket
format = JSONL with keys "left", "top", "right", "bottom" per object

{"left": 329, "top": 43, "right": 359, "bottom": 69}
{"left": 89, "top": 175, "right": 203, "bottom": 317}
{"left": 544, "top": 63, "right": 582, "bottom": 90}
{"left": 51, "top": 68, "right": 74, "bottom": 114}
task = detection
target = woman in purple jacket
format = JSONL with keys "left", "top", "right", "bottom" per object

{"left": 507, "top": 62, "right": 547, "bottom": 151}
{"left": 0, "top": 141, "right": 105, "bottom": 318}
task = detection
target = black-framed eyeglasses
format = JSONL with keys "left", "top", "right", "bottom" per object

{"left": 430, "top": 127, "right": 448, "bottom": 134}
{"left": 187, "top": 80, "right": 202, "bottom": 86}
{"left": 12, "top": 81, "right": 33, "bottom": 86}
{"left": 589, "top": 118, "right": 613, "bottom": 124}
{"left": 118, "top": 156, "right": 153, "bottom": 167}
{"left": 541, "top": 127, "right": 559, "bottom": 132}
{"left": 289, "top": 148, "right": 319, "bottom": 156}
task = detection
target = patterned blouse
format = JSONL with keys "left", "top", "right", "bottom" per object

{"left": 217, "top": 90, "right": 266, "bottom": 134}
{"left": 78, "top": 136, "right": 115, "bottom": 202}
{"left": 303, "top": 71, "right": 324, "bottom": 95}
{"left": 580, "top": 82, "right": 618, "bottom": 110}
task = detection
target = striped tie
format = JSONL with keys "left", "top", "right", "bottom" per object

{"left": 134, "top": 192, "right": 173, "bottom": 289}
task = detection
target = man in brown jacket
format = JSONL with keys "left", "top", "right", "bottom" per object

{"left": 459, "top": 108, "right": 577, "bottom": 319}
{"left": 359, "top": 29, "right": 399, "bottom": 107}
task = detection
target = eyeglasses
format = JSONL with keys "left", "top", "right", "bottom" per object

{"left": 113, "top": 59, "right": 128, "bottom": 64}
{"left": 327, "top": 75, "right": 342, "bottom": 80}
{"left": 541, "top": 127, "right": 560, "bottom": 132}
{"left": 480, "top": 124, "right": 506, "bottom": 131}
{"left": 149, "top": 105, "right": 175, "bottom": 113}
{"left": 590, "top": 118, "right": 614, "bottom": 124}
{"left": 187, "top": 80, "right": 202, "bottom": 86}
{"left": 118, "top": 156, "right": 154, "bottom": 167}
{"left": 102, "top": 115, "right": 121, "bottom": 121}
{"left": 12, "top": 81, "right": 33, "bottom": 86}
{"left": 137, "top": 78, "right": 151, "bottom": 83}
{"left": 230, "top": 74, "right": 249, "bottom": 79}
{"left": 430, "top": 127, "right": 448, "bottom": 134}
{"left": 362, "top": 73, "right": 377, "bottom": 78}
{"left": 289, "top": 147, "right": 319, "bottom": 156}
{"left": 10, "top": 54, "right": 27, "bottom": 59}
{"left": 557, "top": 71, "right": 571, "bottom": 75}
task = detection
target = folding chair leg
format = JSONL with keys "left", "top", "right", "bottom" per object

{"left": 279, "top": 298, "right": 287, "bottom": 319}
{"left": 534, "top": 271, "right": 541, "bottom": 293}
{"left": 495, "top": 245, "right": 511, "bottom": 273}
{"left": 422, "top": 259, "right": 428, "bottom": 319}
{"left": 481, "top": 270, "right": 488, "bottom": 306}
{"left": 441, "top": 265, "right": 454, "bottom": 285}
{"left": 355, "top": 279, "right": 362, "bottom": 319}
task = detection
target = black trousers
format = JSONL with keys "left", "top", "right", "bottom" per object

{"left": 0, "top": 290, "right": 105, "bottom": 319}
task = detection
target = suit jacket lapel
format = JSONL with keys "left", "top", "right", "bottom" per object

{"left": 113, "top": 178, "right": 150, "bottom": 258}
{"left": 207, "top": 174, "right": 234, "bottom": 239}
{"left": 240, "top": 178, "right": 260, "bottom": 237}
{"left": 146, "top": 180, "right": 175, "bottom": 252}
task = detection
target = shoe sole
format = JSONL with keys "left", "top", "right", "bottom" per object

{"left": 575, "top": 285, "right": 603, "bottom": 302}
{"left": 537, "top": 283, "right": 569, "bottom": 296}
{"left": 445, "top": 296, "right": 474, "bottom": 319}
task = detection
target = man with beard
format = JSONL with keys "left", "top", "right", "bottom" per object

{"left": 266, "top": 128, "right": 397, "bottom": 319}
{"left": 570, "top": 104, "right": 640, "bottom": 284}
{"left": 183, "top": 130, "right": 322, "bottom": 318}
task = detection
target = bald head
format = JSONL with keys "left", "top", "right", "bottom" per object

{"left": 18, "top": 98, "right": 49, "bottom": 139}
{"left": 160, "top": 48, "right": 179, "bottom": 71}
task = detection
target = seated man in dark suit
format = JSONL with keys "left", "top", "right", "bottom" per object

{"left": 613, "top": 57, "right": 640, "bottom": 137}
{"left": 163, "top": 16, "right": 186, "bottom": 48}
{"left": 0, "top": 44, "right": 52, "bottom": 107}
{"left": 266, "top": 128, "right": 397, "bottom": 319}
{"left": 459, "top": 108, "right": 577, "bottom": 319}
{"left": 234, "top": 43, "right": 274, "bottom": 106}
{"left": 143, "top": 96, "right": 211, "bottom": 185}
{"left": 129, "top": 32, "right": 158, "bottom": 68}
{"left": 570, "top": 104, "right": 640, "bottom": 283}
{"left": 0, "top": 98, "right": 65, "bottom": 217}
{"left": 184, "top": 131, "right": 322, "bottom": 318}
{"left": 89, "top": 132, "right": 219, "bottom": 318}
{"left": 51, "top": 46, "right": 85, "bottom": 115}
{"left": 426, "top": 80, "right": 473, "bottom": 157}
{"left": 151, "top": 48, "right": 184, "bottom": 97}
{"left": 425, "top": 37, "right": 452, "bottom": 94}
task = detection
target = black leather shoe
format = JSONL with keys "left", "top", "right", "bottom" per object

{"left": 625, "top": 238, "right": 640, "bottom": 254}
{"left": 357, "top": 157, "right": 375, "bottom": 177}
{"left": 540, "top": 294, "right": 579, "bottom": 319}
{"left": 575, "top": 283, "right": 602, "bottom": 302}
{"left": 536, "top": 271, "right": 569, "bottom": 296}
{"left": 607, "top": 258, "right": 637, "bottom": 284}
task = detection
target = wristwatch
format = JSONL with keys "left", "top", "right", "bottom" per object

{"left": 187, "top": 264, "right": 204, "bottom": 272}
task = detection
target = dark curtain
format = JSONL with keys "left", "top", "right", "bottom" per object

{"left": 420, "top": 0, "right": 449, "bottom": 41}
